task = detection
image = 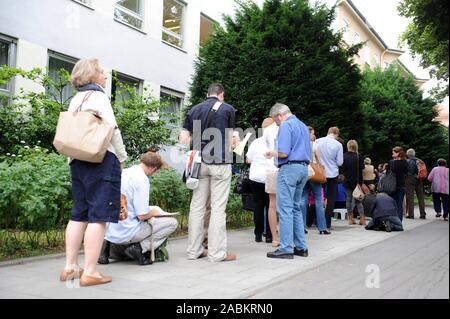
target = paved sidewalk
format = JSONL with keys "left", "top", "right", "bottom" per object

{"left": 0, "top": 210, "right": 436, "bottom": 299}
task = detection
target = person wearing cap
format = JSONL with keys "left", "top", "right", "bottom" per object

{"left": 265, "top": 103, "right": 310, "bottom": 259}
{"left": 101, "top": 151, "right": 178, "bottom": 265}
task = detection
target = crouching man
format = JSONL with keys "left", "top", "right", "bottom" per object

{"left": 365, "top": 192, "right": 403, "bottom": 232}
{"left": 99, "top": 151, "right": 178, "bottom": 265}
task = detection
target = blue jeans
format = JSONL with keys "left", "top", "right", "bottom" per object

{"left": 277, "top": 163, "right": 308, "bottom": 253}
{"left": 301, "top": 182, "right": 327, "bottom": 231}
{"left": 391, "top": 187, "right": 406, "bottom": 221}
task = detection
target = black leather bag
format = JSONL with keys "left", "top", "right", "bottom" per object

{"left": 235, "top": 169, "right": 251, "bottom": 194}
{"left": 378, "top": 171, "right": 397, "bottom": 194}
{"left": 241, "top": 193, "right": 254, "bottom": 211}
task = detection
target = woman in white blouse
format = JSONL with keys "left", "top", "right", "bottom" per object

{"left": 59, "top": 59, "right": 127, "bottom": 287}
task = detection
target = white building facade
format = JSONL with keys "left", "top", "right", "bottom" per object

{"left": 0, "top": 0, "right": 243, "bottom": 169}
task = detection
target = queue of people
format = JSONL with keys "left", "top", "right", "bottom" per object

{"left": 59, "top": 59, "right": 448, "bottom": 287}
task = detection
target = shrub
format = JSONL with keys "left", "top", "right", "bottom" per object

{"left": 0, "top": 145, "right": 72, "bottom": 231}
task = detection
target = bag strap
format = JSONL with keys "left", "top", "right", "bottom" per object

{"left": 74, "top": 91, "right": 94, "bottom": 113}
{"left": 356, "top": 153, "right": 360, "bottom": 185}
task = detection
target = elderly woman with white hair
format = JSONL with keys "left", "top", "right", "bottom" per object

{"left": 59, "top": 59, "right": 127, "bottom": 287}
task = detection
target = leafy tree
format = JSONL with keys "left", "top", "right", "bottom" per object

{"left": 360, "top": 65, "right": 448, "bottom": 167}
{"left": 398, "top": 0, "right": 449, "bottom": 101}
{"left": 189, "top": 0, "right": 364, "bottom": 143}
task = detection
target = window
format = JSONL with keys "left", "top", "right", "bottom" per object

{"left": 48, "top": 52, "right": 77, "bottom": 104}
{"left": 373, "top": 54, "right": 379, "bottom": 67}
{"left": 160, "top": 87, "right": 184, "bottom": 127}
{"left": 0, "top": 35, "right": 16, "bottom": 107}
{"left": 115, "top": 0, "right": 144, "bottom": 30}
{"left": 111, "top": 72, "right": 142, "bottom": 104}
{"left": 162, "top": 0, "right": 186, "bottom": 48}
{"left": 342, "top": 19, "right": 350, "bottom": 43}
{"left": 199, "top": 14, "right": 215, "bottom": 47}
{"left": 353, "top": 32, "right": 360, "bottom": 44}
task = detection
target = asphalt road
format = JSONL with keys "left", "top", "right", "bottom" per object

{"left": 251, "top": 220, "right": 449, "bottom": 299}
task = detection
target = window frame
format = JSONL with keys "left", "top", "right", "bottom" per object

{"left": 199, "top": 12, "right": 216, "bottom": 47}
{"left": 47, "top": 51, "right": 78, "bottom": 103}
{"left": 111, "top": 71, "right": 143, "bottom": 104}
{"left": 0, "top": 34, "right": 17, "bottom": 106}
{"left": 71, "top": 0, "right": 94, "bottom": 10}
{"left": 160, "top": 86, "right": 185, "bottom": 128}
{"left": 114, "top": 0, "right": 145, "bottom": 32}
{"left": 162, "top": 0, "right": 187, "bottom": 49}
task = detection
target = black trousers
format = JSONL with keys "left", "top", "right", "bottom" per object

{"left": 250, "top": 181, "right": 271, "bottom": 237}
{"left": 323, "top": 177, "right": 338, "bottom": 229}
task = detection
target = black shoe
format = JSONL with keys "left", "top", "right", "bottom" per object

{"left": 384, "top": 220, "right": 392, "bottom": 232}
{"left": 436, "top": 213, "right": 442, "bottom": 218}
{"left": 267, "top": 250, "right": 294, "bottom": 259}
{"left": 97, "top": 240, "right": 110, "bottom": 265}
{"left": 293, "top": 248, "right": 309, "bottom": 257}
{"left": 124, "top": 243, "right": 152, "bottom": 266}
{"left": 265, "top": 237, "right": 273, "bottom": 243}
{"left": 255, "top": 235, "right": 263, "bottom": 243}
{"left": 319, "top": 230, "right": 331, "bottom": 235}
{"left": 420, "top": 216, "right": 426, "bottom": 220}
{"left": 304, "top": 229, "right": 308, "bottom": 234}
{"left": 406, "top": 216, "right": 414, "bottom": 219}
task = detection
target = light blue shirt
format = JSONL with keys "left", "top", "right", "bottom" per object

{"left": 315, "top": 135, "right": 343, "bottom": 178}
{"left": 105, "top": 165, "right": 149, "bottom": 244}
{"left": 277, "top": 115, "right": 310, "bottom": 166}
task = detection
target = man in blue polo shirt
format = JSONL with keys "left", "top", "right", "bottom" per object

{"left": 265, "top": 103, "right": 310, "bottom": 259}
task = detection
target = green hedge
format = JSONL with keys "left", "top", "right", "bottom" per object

{"left": 0, "top": 145, "right": 72, "bottom": 231}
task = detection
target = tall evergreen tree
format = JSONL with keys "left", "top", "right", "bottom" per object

{"left": 360, "top": 65, "right": 448, "bottom": 167}
{"left": 189, "top": 0, "right": 364, "bottom": 142}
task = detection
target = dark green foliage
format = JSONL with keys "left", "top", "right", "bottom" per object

{"left": 0, "top": 145, "right": 72, "bottom": 231}
{"left": 189, "top": 0, "right": 364, "bottom": 142}
{"left": 398, "top": 0, "right": 449, "bottom": 101}
{"left": 360, "top": 65, "right": 448, "bottom": 166}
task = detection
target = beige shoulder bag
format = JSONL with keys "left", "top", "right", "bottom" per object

{"left": 53, "top": 91, "right": 115, "bottom": 163}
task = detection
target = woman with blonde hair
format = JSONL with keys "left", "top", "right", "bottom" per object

{"left": 59, "top": 59, "right": 127, "bottom": 287}
{"left": 363, "top": 157, "right": 376, "bottom": 186}
{"left": 342, "top": 140, "right": 366, "bottom": 225}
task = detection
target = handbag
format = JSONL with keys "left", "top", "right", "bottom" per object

{"left": 378, "top": 171, "right": 397, "bottom": 194}
{"left": 308, "top": 142, "right": 327, "bottom": 184}
{"left": 352, "top": 153, "right": 366, "bottom": 201}
{"left": 235, "top": 169, "right": 251, "bottom": 194}
{"left": 183, "top": 150, "right": 201, "bottom": 190}
{"left": 241, "top": 193, "right": 254, "bottom": 211}
{"left": 53, "top": 91, "right": 115, "bottom": 163}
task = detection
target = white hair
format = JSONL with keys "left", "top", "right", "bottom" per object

{"left": 269, "top": 103, "right": 291, "bottom": 117}
{"left": 406, "top": 148, "right": 416, "bottom": 158}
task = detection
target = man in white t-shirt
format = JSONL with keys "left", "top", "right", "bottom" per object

{"left": 100, "top": 152, "right": 178, "bottom": 265}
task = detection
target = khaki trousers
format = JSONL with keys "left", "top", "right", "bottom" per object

{"left": 187, "top": 163, "right": 232, "bottom": 262}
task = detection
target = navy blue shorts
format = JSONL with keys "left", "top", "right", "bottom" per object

{"left": 70, "top": 151, "right": 121, "bottom": 223}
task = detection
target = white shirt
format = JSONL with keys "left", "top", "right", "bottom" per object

{"left": 246, "top": 137, "right": 272, "bottom": 183}
{"left": 68, "top": 87, "right": 127, "bottom": 163}
{"left": 315, "top": 135, "right": 343, "bottom": 178}
{"left": 262, "top": 122, "right": 279, "bottom": 172}
{"left": 105, "top": 165, "right": 149, "bottom": 244}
